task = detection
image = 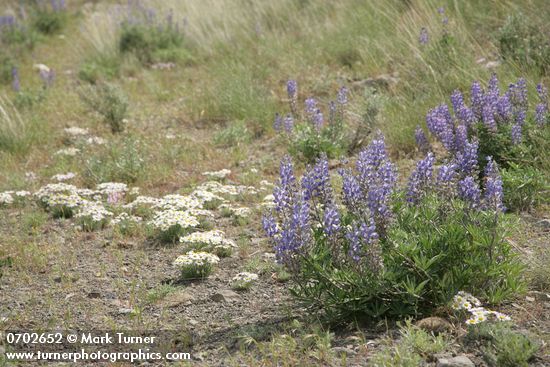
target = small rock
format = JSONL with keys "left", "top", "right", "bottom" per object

{"left": 416, "top": 317, "right": 453, "bottom": 334}
{"left": 211, "top": 290, "right": 240, "bottom": 303}
{"left": 485, "top": 61, "right": 501, "bottom": 69}
{"left": 526, "top": 296, "right": 535, "bottom": 302}
{"left": 160, "top": 291, "right": 195, "bottom": 308}
{"left": 332, "top": 346, "right": 357, "bottom": 357}
{"left": 436, "top": 355, "right": 475, "bottom": 367}
{"left": 537, "top": 219, "right": 550, "bottom": 229}
{"left": 350, "top": 73, "right": 400, "bottom": 91}
{"left": 528, "top": 291, "right": 550, "bottom": 301}
{"left": 118, "top": 308, "right": 133, "bottom": 315}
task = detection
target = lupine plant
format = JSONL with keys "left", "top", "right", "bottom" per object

{"left": 422, "top": 74, "right": 549, "bottom": 211}
{"left": 118, "top": 2, "right": 191, "bottom": 65}
{"left": 274, "top": 80, "right": 349, "bottom": 162}
{"left": 263, "top": 134, "right": 523, "bottom": 322}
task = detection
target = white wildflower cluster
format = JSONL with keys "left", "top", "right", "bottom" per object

{"left": 111, "top": 212, "right": 142, "bottom": 225}
{"left": 259, "top": 180, "right": 274, "bottom": 188}
{"left": 148, "top": 209, "right": 199, "bottom": 231}
{"left": 202, "top": 169, "right": 231, "bottom": 179}
{"left": 191, "top": 189, "right": 225, "bottom": 207}
{"left": 196, "top": 181, "right": 259, "bottom": 197}
{"left": 51, "top": 172, "right": 77, "bottom": 182}
{"left": 451, "top": 291, "right": 511, "bottom": 325}
{"left": 25, "top": 172, "right": 37, "bottom": 181}
{"left": 153, "top": 194, "right": 201, "bottom": 211}
{"left": 55, "top": 147, "right": 80, "bottom": 156}
{"left": 35, "top": 183, "right": 78, "bottom": 203}
{"left": 96, "top": 182, "right": 128, "bottom": 195}
{"left": 86, "top": 136, "right": 106, "bottom": 145}
{"left": 0, "top": 192, "right": 14, "bottom": 205}
{"left": 173, "top": 251, "right": 220, "bottom": 279}
{"left": 123, "top": 195, "right": 160, "bottom": 209}
{"left": 64, "top": 127, "right": 89, "bottom": 136}
{"left": 220, "top": 204, "right": 251, "bottom": 218}
{"left": 180, "top": 230, "right": 236, "bottom": 249}
{"left": 231, "top": 272, "right": 259, "bottom": 290}
{"left": 260, "top": 194, "right": 276, "bottom": 209}
{"left": 75, "top": 201, "right": 113, "bottom": 230}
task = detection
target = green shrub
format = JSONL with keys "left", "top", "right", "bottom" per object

{"left": 0, "top": 95, "right": 33, "bottom": 154}
{"left": 213, "top": 120, "right": 252, "bottom": 147}
{"left": 276, "top": 83, "right": 349, "bottom": 163}
{"left": 498, "top": 14, "right": 550, "bottom": 74}
{"left": 119, "top": 22, "right": 192, "bottom": 65}
{"left": 423, "top": 74, "right": 550, "bottom": 212}
{"left": 466, "top": 322, "right": 539, "bottom": 367}
{"left": 263, "top": 141, "right": 524, "bottom": 323}
{"left": 82, "top": 137, "right": 145, "bottom": 185}
{"left": 78, "top": 54, "right": 121, "bottom": 84}
{"left": 0, "top": 52, "right": 16, "bottom": 84}
{"left": 371, "top": 320, "right": 451, "bottom": 366}
{"left": 288, "top": 196, "right": 523, "bottom": 321}
{"left": 501, "top": 163, "right": 549, "bottom": 212}
{"left": 79, "top": 83, "right": 128, "bottom": 133}
{"left": 32, "top": 9, "right": 66, "bottom": 35}
{"left": 286, "top": 122, "right": 345, "bottom": 163}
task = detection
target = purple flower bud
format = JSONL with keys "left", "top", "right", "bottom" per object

{"left": 273, "top": 156, "right": 296, "bottom": 212}
{"left": 346, "top": 219, "right": 379, "bottom": 263}
{"left": 406, "top": 152, "right": 435, "bottom": 204}
{"left": 458, "top": 176, "right": 481, "bottom": 208}
{"left": 535, "top": 103, "right": 547, "bottom": 126}
{"left": 262, "top": 213, "right": 278, "bottom": 238}
{"left": 511, "top": 123, "right": 522, "bottom": 144}
{"left": 305, "top": 97, "right": 318, "bottom": 116}
{"left": 471, "top": 80, "right": 485, "bottom": 119}
{"left": 283, "top": 114, "right": 294, "bottom": 133}
{"left": 274, "top": 113, "right": 282, "bottom": 132}
{"left": 287, "top": 80, "right": 297, "bottom": 100}
{"left": 536, "top": 83, "right": 548, "bottom": 102}
{"left": 455, "top": 139, "right": 478, "bottom": 176}
{"left": 415, "top": 125, "right": 431, "bottom": 153}
{"left": 313, "top": 109, "right": 324, "bottom": 130}
{"left": 419, "top": 27, "right": 429, "bottom": 45}
{"left": 337, "top": 86, "right": 348, "bottom": 105}
{"left": 436, "top": 163, "right": 458, "bottom": 184}
{"left": 426, "top": 104, "right": 455, "bottom": 152}
{"left": 483, "top": 157, "right": 505, "bottom": 212}
{"left": 11, "top": 67, "right": 20, "bottom": 92}
{"left": 323, "top": 205, "right": 341, "bottom": 237}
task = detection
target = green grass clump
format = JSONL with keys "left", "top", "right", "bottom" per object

{"left": 371, "top": 320, "right": 451, "bottom": 366}
{"left": 498, "top": 13, "right": 550, "bottom": 75}
{"left": 79, "top": 82, "right": 128, "bottom": 133}
{"left": 466, "top": 322, "right": 539, "bottom": 367}
{"left": 0, "top": 95, "right": 35, "bottom": 155}
{"left": 82, "top": 136, "right": 146, "bottom": 185}
{"left": 119, "top": 22, "right": 193, "bottom": 65}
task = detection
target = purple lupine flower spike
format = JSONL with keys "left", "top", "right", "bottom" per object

{"left": 458, "top": 176, "right": 481, "bottom": 208}
{"left": 11, "top": 67, "right": 20, "bottom": 92}
{"left": 323, "top": 205, "right": 341, "bottom": 237}
{"left": 406, "top": 152, "right": 435, "bottom": 204}
{"left": 419, "top": 27, "right": 429, "bottom": 45}
{"left": 415, "top": 125, "right": 431, "bottom": 153}
{"left": 483, "top": 157, "right": 505, "bottom": 212}
{"left": 274, "top": 113, "right": 282, "bottom": 132}
{"left": 283, "top": 114, "right": 294, "bottom": 133}
{"left": 337, "top": 86, "right": 348, "bottom": 105}
{"left": 287, "top": 80, "right": 298, "bottom": 115}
